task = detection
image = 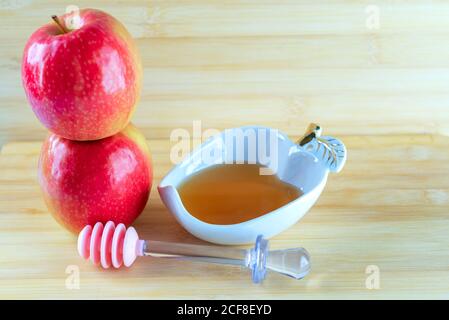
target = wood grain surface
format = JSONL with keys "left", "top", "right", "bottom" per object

{"left": 1, "top": 0, "right": 449, "bottom": 299}
{"left": 1, "top": 136, "right": 449, "bottom": 299}
{"left": 2, "top": 1, "right": 449, "bottom": 145}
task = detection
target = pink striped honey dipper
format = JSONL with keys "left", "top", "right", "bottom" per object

{"left": 78, "top": 221, "right": 311, "bottom": 283}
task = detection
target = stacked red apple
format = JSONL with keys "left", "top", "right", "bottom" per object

{"left": 22, "top": 9, "right": 152, "bottom": 233}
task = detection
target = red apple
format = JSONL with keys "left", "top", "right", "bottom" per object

{"left": 38, "top": 124, "right": 152, "bottom": 233}
{"left": 22, "top": 9, "right": 142, "bottom": 141}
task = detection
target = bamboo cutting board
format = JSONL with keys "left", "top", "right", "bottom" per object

{"left": 3, "top": 0, "right": 449, "bottom": 146}
{"left": 2, "top": 0, "right": 449, "bottom": 300}
{"left": 1, "top": 135, "right": 449, "bottom": 299}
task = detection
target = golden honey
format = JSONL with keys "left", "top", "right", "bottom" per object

{"left": 178, "top": 164, "right": 302, "bottom": 225}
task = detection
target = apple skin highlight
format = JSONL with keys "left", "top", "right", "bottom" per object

{"left": 22, "top": 9, "right": 142, "bottom": 141}
{"left": 38, "top": 124, "right": 152, "bottom": 233}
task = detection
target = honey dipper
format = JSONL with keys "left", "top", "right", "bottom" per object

{"left": 78, "top": 221, "right": 311, "bottom": 283}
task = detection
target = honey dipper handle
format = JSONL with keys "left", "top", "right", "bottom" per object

{"left": 142, "top": 240, "right": 248, "bottom": 266}
{"left": 246, "top": 236, "right": 311, "bottom": 283}
{"left": 142, "top": 236, "right": 311, "bottom": 283}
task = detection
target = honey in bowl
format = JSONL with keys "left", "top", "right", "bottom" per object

{"left": 177, "top": 163, "right": 303, "bottom": 225}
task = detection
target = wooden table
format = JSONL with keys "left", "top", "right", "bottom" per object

{"left": 1, "top": 1, "right": 449, "bottom": 299}
{"left": 1, "top": 135, "right": 449, "bottom": 299}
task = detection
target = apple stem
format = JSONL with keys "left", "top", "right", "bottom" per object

{"left": 51, "top": 15, "right": 69, "bottom": 34}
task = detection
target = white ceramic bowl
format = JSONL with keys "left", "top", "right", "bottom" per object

{"left": 158, "top": 125, "right": 346, "bottom": 245}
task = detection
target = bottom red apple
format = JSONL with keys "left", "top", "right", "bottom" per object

{"left": 38, "top": 124, "right": 153, "bottom": 233}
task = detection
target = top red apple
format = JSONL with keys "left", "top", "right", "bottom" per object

{"left": 22, "top": 9, "right": 142, "bottom": 141}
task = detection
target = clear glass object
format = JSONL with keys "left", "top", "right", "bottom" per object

{"left": 143, "top": 235, "right": 311, "bottom": 283}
